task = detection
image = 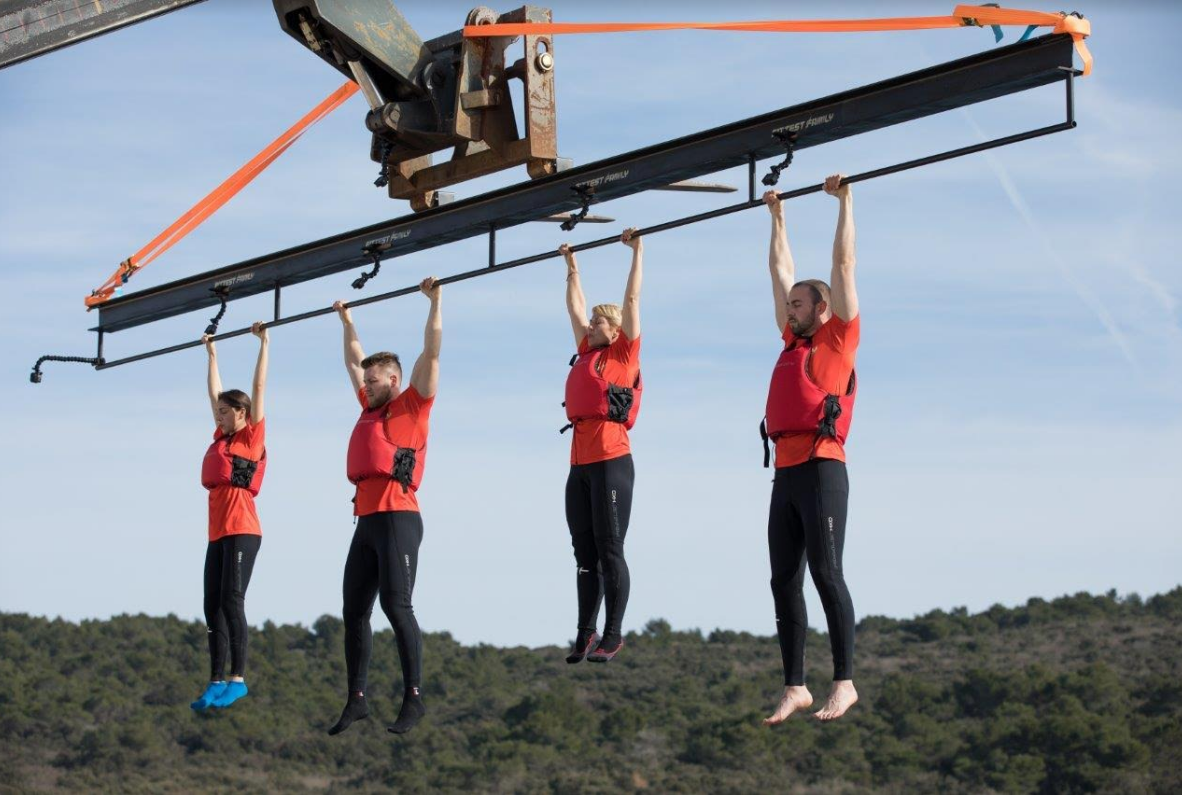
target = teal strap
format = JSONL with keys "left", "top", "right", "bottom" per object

{"left": 979, "top": 3, "right": 1004, "bottom": 42}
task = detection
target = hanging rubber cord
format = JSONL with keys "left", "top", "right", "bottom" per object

{"left": 353, "top": 247, "right": 383, "bottom": 290}
{"left": 85, "top": 80, "right": 360, "bottom": 310}
{"left": 30, "top": 355, "right": 104, "bottom": 384}
{"left": 561, "top": 186, "right": 595, "bottom": 232}
{"left": 204, "top": 287, "right": 230, "bottom": 336}
{"left": 762, "top": 133, "right": 797, "bottom": 187}
{"left": 374, "top": 139, "right": 394, "bottom": 188}
{"left": 461, "top": 5, "right": 1093, "bottom": 77}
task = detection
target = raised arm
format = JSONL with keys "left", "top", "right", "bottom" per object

{"left": 409, "top": 277, "right": 442, "bottom": 399}
{"left": 203, "top": 334, "right": 222, "bottom": 422}
{"left": 824, "top": 175, "right": 859, "bottom": 322}
{"left": 559, "top": 243, "right": 588, "bottom": 347}
{"left": 333, "top": 300, "right": 365, "bottom": 394}
{"left": 249, "top": 322, "right": 269, "bottom": 424}
{"left": 763, "top": 190, "right": 796, "bottom": 335}
{"left": 619, "top": 228, "right": 643, "bottom": 340}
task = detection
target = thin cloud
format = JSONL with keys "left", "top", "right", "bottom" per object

{"left": 1124, "top": 256, "right": 1178, "bottom": 316}
{"left": 959, "top": 108, "right": 1138, "bottom": 369}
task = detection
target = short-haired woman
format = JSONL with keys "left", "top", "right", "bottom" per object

{"left": 558, "top": 230, "right": 643, "bottom": 664}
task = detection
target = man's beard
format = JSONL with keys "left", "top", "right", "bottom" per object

{"left": 787, "top": 311, "right": 816, "bottom": 336}
{"left": 367, "top": 388, "right": 391, "bottom": 408}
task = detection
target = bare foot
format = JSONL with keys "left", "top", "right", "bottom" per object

{"left": 814, "top": 680, "right": 858, "bottom": 721}
{"left": 763, "top": 686, "right": 813, "bottom": 726}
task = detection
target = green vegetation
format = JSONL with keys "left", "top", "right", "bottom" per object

{"left": 1, "top": 587, "right": 1179, "bottom": 793}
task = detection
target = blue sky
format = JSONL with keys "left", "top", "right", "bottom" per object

{"left": 1, "top": 1, "right": 1179, "bottom": 649}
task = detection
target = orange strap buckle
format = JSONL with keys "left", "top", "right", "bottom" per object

{"left": 85, "top": 80, "right": 359, "bottom": 309}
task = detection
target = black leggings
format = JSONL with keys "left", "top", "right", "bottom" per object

{"left": 342, "top": 511, "right": 423, "bottom": 692}
{"left": 565, "top": 454, "right": 634, "bottom": 639}
{"left": 767, "top": 458, "right": 855, "bottom": 684}
{"left": 203, "top": 533, "right": 261, "bottom": 680}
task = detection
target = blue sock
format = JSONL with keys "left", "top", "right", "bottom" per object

{"left": 210, "top": 680, "right": 248, "bottom": 708}
{"left": 190, "top": 681, "right": 227, "bottom": 711}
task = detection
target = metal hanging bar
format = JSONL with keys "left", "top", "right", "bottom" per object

{"left": 91, "top": 34, "right": 1079, "bottom": 334}
{"left": 30, "top": 42, "right": 1084, "bottom": 381}
{"left": 88, "top": 71, "right": 1078, "bottom": 373}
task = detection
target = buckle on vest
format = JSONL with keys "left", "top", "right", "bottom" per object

{"left": 392, "top": 447, "right": 417, "bottom": 494}
{"left": 230, "top": 456, "right": 258, "bottom": 489}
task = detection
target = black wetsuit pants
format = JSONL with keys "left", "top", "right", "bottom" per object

{"left": 342, "top": 511, "right": 423, "bottom": 692}
{"left": 768, "top": 458, "right": 855, "bottom": 684}
{"left": 203, "top": 533, "right": 261, "bottom": 680}
{"left": 565, "top": 454, "right": 634, "bottom": 639}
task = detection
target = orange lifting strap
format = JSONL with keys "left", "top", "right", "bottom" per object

{"left": 462, "top": 4, "right": 1092, "bottom": 75}
{"left": 85, "top": 80, "right": 359, "bottom": 309}
{"left": 87, "top": 5, "right": 1090, "bottom": 310}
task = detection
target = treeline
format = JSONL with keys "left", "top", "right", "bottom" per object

{"left": 0, "top": 587, "right": 1179, "bottom": 793}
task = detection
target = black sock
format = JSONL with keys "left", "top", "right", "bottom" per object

{"left": 328, "top": 691, "right": 368, "bottom": 736}
{"left": 387, "top": 688, "right": 426, "bottom": 735}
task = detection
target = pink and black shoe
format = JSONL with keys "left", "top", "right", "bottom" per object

{"left": 587, "top": 635, "right": 624, "bottom": 663}
{"left": 565, "top": 631, "right": 600, "bottom": 664}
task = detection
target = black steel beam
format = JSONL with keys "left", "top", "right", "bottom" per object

{"left": 94, "top": 33, "right": 1076, "bottom": 334}
{"left": 90, "top": 70, "right": 1078, "bottom": 373}
{"left": 0, "top": 0, "right": 207, "bottom": 70}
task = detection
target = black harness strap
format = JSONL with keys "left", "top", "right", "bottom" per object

{"left": 560, "top": 352, "right": 579, "bottom": 433}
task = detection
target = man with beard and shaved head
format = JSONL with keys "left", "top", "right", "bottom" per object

{"left": 326, "top": 277, "right": 441, "bottom": 738}
{"left": 760, "top": 175, "right": 861, "bottom": 725}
